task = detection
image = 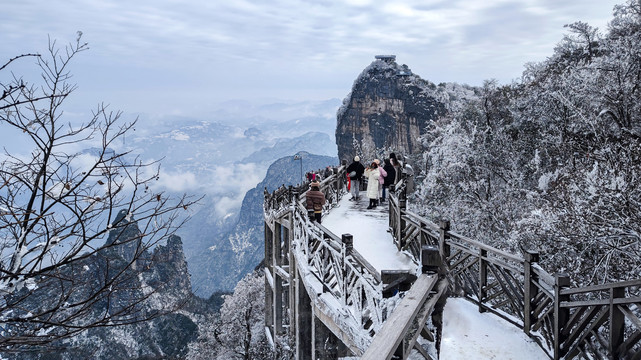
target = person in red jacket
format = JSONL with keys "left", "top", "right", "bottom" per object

{"left": 306, "top": 181, "right": 326, "bottom": 223}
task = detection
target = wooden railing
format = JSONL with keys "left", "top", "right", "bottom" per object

{"left": 388, "top": 177, "right": 641, "bottom": 359}
{"left": 556, "top": 279, "right": 641, "bottom": 359}
{"left": 264, "top": 166, "right": 393, "bottom": 354}
{"left": 291, "top": 204, "right": 385, "bottom": 344}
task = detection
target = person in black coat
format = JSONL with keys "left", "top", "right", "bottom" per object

{"left": 345, "top": 156, "right": 365, "bottom": 201}
{"left": 389, "top": 153, "right": 402, "bottom": 184}
{"left": 382, "top": 158, "right": 396, "bottom": 202}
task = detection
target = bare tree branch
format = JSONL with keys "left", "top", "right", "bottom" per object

{"left": 0, "top": 34, "right": 200, "bottom": 352}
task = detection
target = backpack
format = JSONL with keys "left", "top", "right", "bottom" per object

{"left": 313, "top": 202, "right": 322, "bottom": 211}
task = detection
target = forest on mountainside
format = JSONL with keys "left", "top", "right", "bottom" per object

{"left": 412, "top": 0, "right": 641, "bottom": 287}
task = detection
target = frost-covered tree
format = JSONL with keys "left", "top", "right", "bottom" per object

{"left": 188, "top": 271, "right": 289, "bottom": 360}
{"left": 0, "top": 34, "right": 197, "bottom": 351}
{"left": 415, "top": 0, "right": 641, "bottom": 285}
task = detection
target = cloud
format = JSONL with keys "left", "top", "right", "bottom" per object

{"left": 198, "top": 162, "right": 265, "bottom": 218}
{"left": 155, "top": 170, "right": 198, "bottom": 192}
{"left": 0, "top": 0, "right": 622, "bottom": 116}
{"left": 209, "top": 163, "right": 263, "bottom": 195}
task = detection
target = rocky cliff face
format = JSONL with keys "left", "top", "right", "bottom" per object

{"left": 3, "top": 219, "right": 216, "bottom": 360}
{"left": 195, "top": 151, "right": 339, "bottom": 293}
{"left": 336, "top": 57, "right": 475, "bottom": 162}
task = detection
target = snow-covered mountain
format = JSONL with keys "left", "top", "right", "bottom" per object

{"left": 195, "top": 151, "right": 339, "bottom": 294}
{"left": 1, "top": 212, "right": 216, "bottom": 359}
{"left": 126, "top": 99, "right": 341, "bottom": 297}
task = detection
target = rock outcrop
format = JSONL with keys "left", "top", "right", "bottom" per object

{"left": 335, "top": 56, "right": 474, "bottom": 162}
{"left": 2, "top": 218, "right": 215, "bottom": 360}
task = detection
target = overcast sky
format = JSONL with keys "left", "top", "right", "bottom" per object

{"left": 1, "top": 0, "right": 623, "bottom": 119}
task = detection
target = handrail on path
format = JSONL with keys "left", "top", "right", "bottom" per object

{"left": 388, "top": 176, "right": 641, "bottom": 360}
{"left": 264, "top": 164, "right": 449, "bottom": 359}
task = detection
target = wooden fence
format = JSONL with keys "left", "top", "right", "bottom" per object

{"left": 388, "top": 178, "right": 641, "bottom": 359}
{"left": 264, "top": 166, "right": 393, "bottom": 357}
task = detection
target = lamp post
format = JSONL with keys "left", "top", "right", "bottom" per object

{"left": 293, "top": 154, "right": 303, "bottom": 185}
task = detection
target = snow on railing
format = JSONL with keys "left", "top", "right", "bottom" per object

{"left": 388, "top": 176, "right": 641, "bottom": 360}
{"left": 290, "top": 203, "right": 386, "bottom": 350}
{"left": 264, "top": 164, "right": 394, "bottom": 355}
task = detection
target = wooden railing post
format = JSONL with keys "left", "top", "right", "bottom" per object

{"left": 389, "top": 197, "right": 396, "bottom": 245}
{"left": 397, "top": 193, "right": 407, "bottom": 248}
{"left": 554, "top": 274, "right": 570, "bottom": 360}
{"left": 523, "top": 250, "right": 540, "bottom": 336}
{"left": 274, "top": 223, "right": 283, "bottom": 334}
{"left": 479, "top": 248, "right": 488, "bottom": 313}
{"left": 341, "top": 234, "right": 353, "bottom": 305}
{"left": 288, "top": 211, "right": 297, "bottom": 340}
{"left": 342, "top": 233, "right": 353, "bottom": 254}
{"left": 335, "top": 170, "right": 341, "bottom": 201}
{"left": 438, "top": 220, "right": 450, "bottom": 266}
{"left": 610, "top": 285, "right": 625, "bottom": 359}
{"left": 419, "top": 222, "right": 428, "bottom": 264}
{"left": 264, "top": 220, "right": 274, "bottom": 342}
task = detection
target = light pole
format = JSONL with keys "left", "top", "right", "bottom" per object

{"left": 293, "top": 154, "right": 303, "bottom": 185}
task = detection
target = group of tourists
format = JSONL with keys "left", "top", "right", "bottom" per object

{"left": 346, "top": 153, "right": 401, "bottom": 209}
{"left": 305, "top": 166, "right": 336, "bottom": 184}
{"left": 304, "top": 153, "right": 402, "bottom": 224}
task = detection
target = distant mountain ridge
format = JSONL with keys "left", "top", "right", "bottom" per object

{"left": 124, "top": 100, "right": 341, "bottom": 297}
{"left": 193, "top": 152, "right": 338, "bottom": 294}
{"left": 241, "top": 131, "right": 336, "bottom": 163}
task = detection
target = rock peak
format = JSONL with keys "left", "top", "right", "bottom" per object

{"left": 335, "top": 57, "right": 446, "bottom": 163}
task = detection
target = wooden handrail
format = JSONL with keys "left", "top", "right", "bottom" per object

{"left": 361, "top": 274, "right": 442, "bottom": 360}
{"left": 386, "top": 173, "right": 641, "bottom": 360}
{"left": 266, "top": 159, "right": 641, "bottom": 360}
{"left": 560, "top": 278, "right": 641, "bottom": 295}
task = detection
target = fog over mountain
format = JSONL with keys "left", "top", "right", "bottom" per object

{"left": 127, "top": 99, "right": 341, "bottom": 296}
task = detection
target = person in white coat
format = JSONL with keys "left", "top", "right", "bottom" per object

{"left": 364, "top": 161, "right": 381, "bottom": 209}
{"left": 374, "top": 159, "right": 387, "bottom": 202}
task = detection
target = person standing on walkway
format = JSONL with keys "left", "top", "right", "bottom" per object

{"left": 382, "top": 158, "right": 396, "bottom": 202}
{"left": 390, "top": 153, "right": 402, "bottom": 184}
{"left": 346, "top": 156, "right": 365, "bottom": 201}
{"left": 374, "top": 159, "right": 387, "bottom": 203}
{"left": 364, "top": 161, "right": 381, "bottom": 209}
{"left": 305, "top": 180, "right": 326, "bottom": 223}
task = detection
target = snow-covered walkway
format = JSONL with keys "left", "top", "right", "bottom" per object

{"left": 323, "top": 194, "right": 548, "bottom": 359}
{"left": 441, "top": 298, "right": 547, "bottom": 359}
{"left": 322, "top": 194, "right": 414, "bottom": 272}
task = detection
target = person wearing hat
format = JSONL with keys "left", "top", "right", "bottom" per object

{"left": 345, "top": 156, "right": 365, "bottom": 201}
{"left": 305, "top": 180, "right": 326, "bottom": 223}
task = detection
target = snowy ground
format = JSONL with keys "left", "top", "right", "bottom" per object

{"left": 322, "top": 194, "right": 414, "bottom": 272}
{"left": 323, "top": 194, "right": 548, "bottom": 359}
{"left": 441, "top": 298, "right": 548, "bottom": 359}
